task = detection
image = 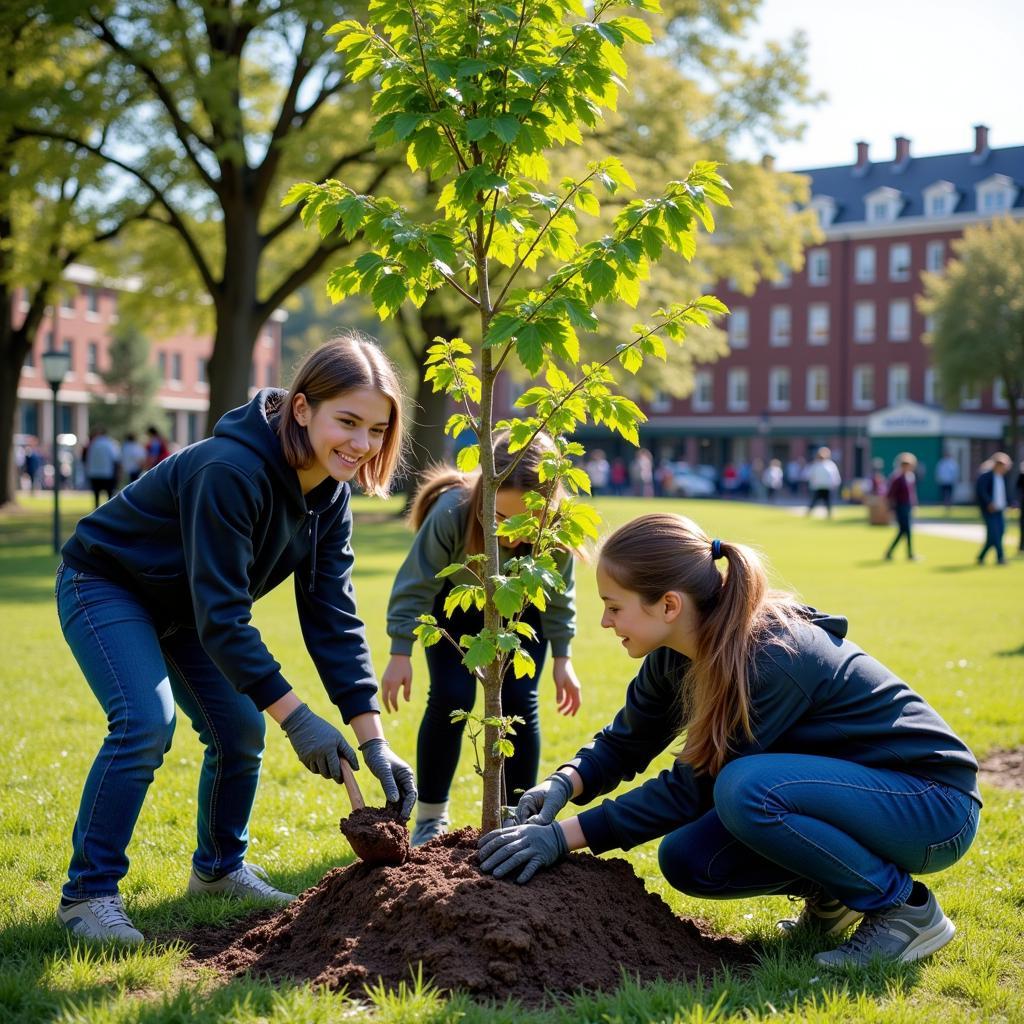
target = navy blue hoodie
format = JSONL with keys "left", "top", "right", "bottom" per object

{"left": 61, "top": 389, "right": 380, "bottom": 719}
{"left": 565, "top": 610, "right": 980, "bottom": 855}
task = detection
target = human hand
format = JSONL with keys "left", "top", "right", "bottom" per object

{"left": 281, "top": 704, "right": 358, "bottom": 781}
{"left": 477, "top": 822, "right": 568, "bottom": 884}
{"left": 552, "top": 657, "right": 582, "bottom": 716}
{"left": 514, "top": 771, "right": 575, "bottom": 825}
{"left": 381, "top": 655, "right": 413, "bottom": 713}
{"left": 359, "top": 738, "right": 417, "bottom": 819}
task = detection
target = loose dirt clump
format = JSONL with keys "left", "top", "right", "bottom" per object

{"left": 979, "top": 748, "right": 1024, "bottom": 790}
{"left": 339, "top": 807, "right": 409, "bottom": 866}
{"left": 198, "top": 828, "right": 752, "bottom": 1005}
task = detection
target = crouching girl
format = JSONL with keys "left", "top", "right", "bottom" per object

{"left": 478, "top": 512, "right": 980, "bottom": 969}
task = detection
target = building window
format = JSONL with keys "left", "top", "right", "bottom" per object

{"left": 728, "top": 308, "right": 749, "bottom": 349}
{"left": 23, "top": 348, "right": 36, "bottom": 372}
{"left": 926, "top": 240, "right": 945, "bottom": 273}
{"left": 888, "top": 299, "right": 911, "bottom": 342}
{"left": 771, "top": 264, "right": 792, "bottom": 289}
{"left": 807, "top": 303, "right": 830, "bottom": 345}
{"left": 157, "top": 351, "right": 167, "bottom": 379}
{"left": 924, "top": 368, "right": 938, "bottom": 406}
{"left": 770, "top": 305, "right": 791, "bottom": 346}
{"left": 854, "top": 246, "right": 875, "bottom": 283}
{"left": 975, "top": 173, "right": 1016, "bottom": 214}
{"left": 889, "top": 243, "right": 911, "bottom": 282}
{"left": 811, "top": 195, "right": 837, "bottom": 228}
{"left": 807, "top": 248, "right": 830, "bottom": 286}
{"left": 59, "top": 291, "right": 75, "bottom": 316}
{"left": 187, "top": 412, "right": 201, "bottom": 445}
{"left": 87, "top": 342, "right": 99, "bottom": 375}
{"left": 924, "top": 181, "right": 957, "bottom": 217}
{"left": 727, "top": 368, "right": 749, "bottom": 411}
{"left": 650, "top": 390, "right": 671, "bottom": 413}
{"left": 768, "top": 367, "right": 790, "bottom": 410}
{"left": 171, "top": 353, "right": 182, "bottom": 383}
{"left": 852, "top": 366, "right": 875, "bottom": 410}
{"left": 865, "top": 186, "right": 902, "bottom": 223}
{"left": 854, "top": 301, "right": 876, "bottom": 343}
{"left": 86, "top": 288, "right": 100, "bottom": 315}
{"left": 960, "top": 382, "right": 981, "bottom": 410}
{"left": 692, "top": 370, "right": 713, "bottom": 411}
{"left": 806, "top": 367, "right": 828, "bottom": 411}
{"left": 197, "top": 357, "right": 208, "bottom": 385}
{"left": 888, "top": 364, "right": 910, "bottom": 405}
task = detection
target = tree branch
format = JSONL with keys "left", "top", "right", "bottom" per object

{"left": 86, "top": 14, "right": 219, "bottom": 194}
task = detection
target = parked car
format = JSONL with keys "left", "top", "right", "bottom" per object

{"left": 668, "top": 465, "right": 716, "bottom": 498}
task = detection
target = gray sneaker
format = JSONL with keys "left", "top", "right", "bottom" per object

{"left": 410, "top": 816, "right": 448, "bottom": 848}
{"left": 814, "top": 886, "right": 955, "bottom": 968}
{"left": 188, "top": 863, "right": 295, "bottom": 904}
{"left": 57, "top": 895, "right": 144, "bottom": 944}
{"left": 777, "top": 893, "right": 863, "bottom": 937}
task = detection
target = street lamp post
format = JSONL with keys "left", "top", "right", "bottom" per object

{"left": 41, "top": 348, "right": 72, "bottom": 554}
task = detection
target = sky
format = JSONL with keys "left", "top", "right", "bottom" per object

{"left": 743, "top": 0, "right": 1024, "bottom": 171}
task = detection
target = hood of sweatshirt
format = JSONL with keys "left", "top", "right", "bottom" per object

{"left": 800, "top": 606, "right": 849, "bottom": 640}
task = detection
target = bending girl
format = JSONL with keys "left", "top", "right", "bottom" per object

{"left": 56, "top": 335, "right": 416, "bottom": 944}
{"left": 382, "top": 432, "right": 582, "bottom": 847}
{"left": 479, "top": 512, "right": 980, "bottom": 969}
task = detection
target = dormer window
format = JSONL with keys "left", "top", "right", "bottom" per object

{"left": 810, "top": 195, "right": 838, "bottom": 228}
{"left": 865, "top": 186, "right": 902, "bottom": 223}
{"left": 976, "top": 174, "right": 1017, "bottom": 214}
{"left": 923, "top": 180, "right": 958, "bottom": 218}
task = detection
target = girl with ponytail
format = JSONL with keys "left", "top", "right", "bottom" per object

{"left": 478, "top": 512, "right": 980, "bottom": 971}
{"left": 383, "top": 431, "right": 582, "bottom": 847}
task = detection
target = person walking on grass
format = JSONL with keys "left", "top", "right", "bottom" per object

{"left": 975, "top": 452, "right": 1012, "bottom": 566}
{"left": 805, "top": 446, "right": 841, "bottom": 518}
{"left": 55, "top": 334, "right": 417, "bottom": 944}
{"left": 885, "top": 453, "right": 919, "bottom": 562}
{"left": 382, "top": 431, "right": 582, "bottom": 848}
{"left": 478, "top": 512, "right": 980, "bottom": 970}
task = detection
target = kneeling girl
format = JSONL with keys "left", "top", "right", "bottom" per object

{"left": 479, "top": 512, "right": 980, "bottom": 969}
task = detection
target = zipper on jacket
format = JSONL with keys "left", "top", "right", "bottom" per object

{"left": 308, "top": 510, "right": 320, "bottom": 594}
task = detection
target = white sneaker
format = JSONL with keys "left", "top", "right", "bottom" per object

{"left": 410, "top": 816, "right": 448, "bottom": 848}
{"left": 188, "top": 863, "right": 295, "bottom": 904}
{"left": 57, "top": 895, "right": 144, "bottom": 944}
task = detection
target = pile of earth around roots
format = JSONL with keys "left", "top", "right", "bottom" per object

{"left": 979, "top": 748, "right": 1024, "bottom": 790}
{"left": 190, "top": 828, "right": 753, "bottom": 1004}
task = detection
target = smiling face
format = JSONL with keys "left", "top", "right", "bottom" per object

{"left": 292, "top": 388, "right": 393, "bottom": 494}
{"left": 596, "top": 559, "right": 672, "bottom": 658}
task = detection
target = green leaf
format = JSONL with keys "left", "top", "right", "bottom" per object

{"left": 515, "top": 324, "right": 545, "bottom": 373}
{"left": 463, "top": 634, "right": 498, "bottom": 672}
{"left": 434, "top": 563, "right": 465, "bottom": 579}
{"left": 494, "top": 737, "right": 515, "bottom": 759}
{"left": 492, "top": 576, "right": 526, "bottom": 618}
{"left": 512, "top": 649, "right": 536, "bottom": 679}
{"left": 393, "top": 112, "right": 425, "bottom": 140}
{"left": 491, "top": 114, "right": 521, "bottom": 144}
{"left": 456, "top": 444, "right": 480, "bottom": 472}
{"left": 466, "top": 117, "right": 491, "bottom": 142}
{"left": 280, "top": 181, "right": 315, "bottom": 207}
{"left": 371, "top": 273, "right": 407, "bottom": 318}
{"left": 582, "top": 260, "right": 616, "bottom": 299}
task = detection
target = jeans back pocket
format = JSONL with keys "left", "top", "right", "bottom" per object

{"left": 920, "top": 797, "right": 980, "bottom": 874}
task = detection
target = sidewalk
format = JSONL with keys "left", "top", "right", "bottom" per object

{"left": 913, "top": 519, "right": 985, "bottom": 543}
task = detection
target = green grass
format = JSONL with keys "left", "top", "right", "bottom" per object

{"left": 2, "top": 492, "right": 1022, "bottom": 1023}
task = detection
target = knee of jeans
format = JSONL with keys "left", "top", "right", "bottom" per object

{"left": 218, "top": 704, "right": 266, "bottom": 761}
{"left": 119, "top": 712, "right": 176, "bottom": 766}
{"left": 713, "top": 759, "right": 766, "bottom": 837}
{"left": 658, "top": 832, "right": 716, "bottom": 895}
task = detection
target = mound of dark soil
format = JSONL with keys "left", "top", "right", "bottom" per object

{"left": 339, "top": 807, "right": 409, "bottom": 866}
{"left": 198, "top": 828, "right": 752, "bottom": 1004}
{"left": 979, "top": 748, "right": 1024, "bottom": 790}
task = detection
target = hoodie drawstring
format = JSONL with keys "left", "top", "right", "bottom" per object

{"left": 308, "top": 510, "right": 320, "bottom": 594}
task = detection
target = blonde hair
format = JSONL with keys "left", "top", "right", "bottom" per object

{"left": 408, "top": 430, "right": 559, "bottom": 555}
{"left": 599, "top": 513, "right": 801, "bottom": 776}
{"left": 277, "top": 332, "right": 406, "bottom": 497}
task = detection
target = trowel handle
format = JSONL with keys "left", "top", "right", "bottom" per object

{"left": 341, "top": 759, "right": 365, "bottom": 811}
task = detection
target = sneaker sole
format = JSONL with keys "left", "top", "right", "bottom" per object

{"left": 814, "top": 915, "right": 956, "bottom": 968}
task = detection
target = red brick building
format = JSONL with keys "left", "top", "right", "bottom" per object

{"left": 574, "top": 125, "right": 1023, "bottom": 486}
{"left": 15, "top": 264, "right": 284, "bottom": 454}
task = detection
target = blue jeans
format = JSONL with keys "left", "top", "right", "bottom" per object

{"left": 56, "top": 564, "right": 266, "bottom": 899}
{"left": 658, "top": 754, "right": 980, "bottom": 912}
{"left": 979, "top": 510, "right": 1005, "bottom": 564}
{"left": 418, "top": 585, "right": 547, "bottom": 805}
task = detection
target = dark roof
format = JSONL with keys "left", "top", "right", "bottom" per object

{"left": 794, "top": 144, "right": 1024, "bottom": 223}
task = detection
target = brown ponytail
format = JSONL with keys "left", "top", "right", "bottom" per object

{"left": 407, "top": 430, "right": 560, "bottom": 555}
{"left": 599, "top": 513, "right": 800, "bottom": 775}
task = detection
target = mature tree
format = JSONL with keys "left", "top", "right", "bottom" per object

{"left": 291, "top": 0, "right": 730, "bottom": 829}
{"left": 88, "top": 323, "right": 166, "bottom": 438}
{"left": 22, "top": 0, "right": 400, "bottom": 431}
{"left": 0, "top": 3, "right": 147, "bottom": 506}
{"left": 920, "top": 217, "right": 1024, "bottom": 462}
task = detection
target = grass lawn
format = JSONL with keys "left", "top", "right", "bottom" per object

{"left": 1, "top": 492, "right": 1022, "bottom": 1023}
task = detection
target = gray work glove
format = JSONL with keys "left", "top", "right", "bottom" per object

{"left": 514, "top": 771, "right": 575, "bottom": 825}
{"left": 281, "top": 704, "right": 359, "bottom": 781}
{"left": 359, "top": 738, "right": 417, "bottom": 820}
{"left": 477, "top": 822, "right": 569, "bottom": 884}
